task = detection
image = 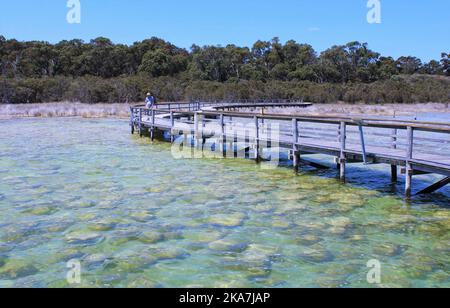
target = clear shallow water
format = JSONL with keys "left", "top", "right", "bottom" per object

{"left": 0, "top": 118, "right": 448, "bottom": 288}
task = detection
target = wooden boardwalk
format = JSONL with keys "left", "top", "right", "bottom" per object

{"left": 130, "top": 102, "right": 450, "bottom": 198}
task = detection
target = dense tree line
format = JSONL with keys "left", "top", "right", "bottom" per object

{"left": 0, "top": 35, "right": 449, "bottom": 104}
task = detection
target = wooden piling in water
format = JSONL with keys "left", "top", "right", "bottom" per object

{"left": 254, "top": 116, "right": 260, "bottom": 162}
{"left": 150, "top": 109, "right": 155, "bottom": 141}
{"left": 138, "top": 108, "right": 143, "bottom": 137}
{"left": 391, "top": 165, "right": 398, "bottom": 183}
{"left": 194, "top": 112, "right": 200, "bottom": 150}
{"left": 233, "top": 130, "right": 238, "bottom": 158}
{"left": 245, "top": 128, "right": 250, "bottom": 159}
{"left": 339, "top": 122, "right": 347, "bottom": 181}
{"left": 170, "top": 111, "right": 175, "bottom": 143}
{"left": 292, "top": 119, "right": 300, "bottom": 173}
{"left": 405, "top": 126, "right": 414, "bottom": 198}
{"left": 130, "top": 107, "right": 135, "bottom": 135}
{"left": 201, "top": 116, "right": 206, "bottom": 151}
{"left": 220, "top": 114, "right": 226, "bottom": 158}
{"left": 391, "top": 128, "right": 398, "bottom": 182}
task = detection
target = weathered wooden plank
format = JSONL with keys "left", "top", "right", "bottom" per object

{"left": 417, "top": 177, "right": 450, "bottom": 195}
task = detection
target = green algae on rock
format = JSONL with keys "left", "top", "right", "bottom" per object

{"left": 294, "top": 234, "right": 322, "bottom": 246}
{"left": 138, "top": 231, "right": 165, "bottom": 244}
{"left": 208, "top": 238, "right": 249, "bottom": 253}
{"left": 23, "top": 206, "right": 56, "bottom": 216}
{"left": 149, "top": 247, "right": 190, "bottom": 261}
{"left": 87, "top": 220, "right": 117, "bottom": 232}
{"left": 299, "top": 244, "right": 335, "bottom": 263}
{"left": 373, "top": 243, "right": 404, "bottom": 257}
{"left": 129, "top": 211, "right": 156, "bottom": 223}
{"left": 65, "top": 231, "right": 104, "bottom": 245}
{"left": 0, "top": 259, "right": 39, "bottom": 280}
{"left": 208, "top": 213, "right": 247, "bottom": 227}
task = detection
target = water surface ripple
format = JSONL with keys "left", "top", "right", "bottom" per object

{"left": 0, "top": 118, "right": 448, "bottom": 288}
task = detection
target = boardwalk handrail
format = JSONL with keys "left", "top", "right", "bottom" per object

{"left": 135, "top": 100, "right": 313, "bottom": 113}
{"left": 131, "top": 106, "right": 450, "bottom": 134}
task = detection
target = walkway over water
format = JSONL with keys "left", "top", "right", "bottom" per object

{"left": 130, "top": 102, "right": 450, "bottom": 198}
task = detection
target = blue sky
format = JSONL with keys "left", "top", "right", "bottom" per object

{"left": 0, "top": 0, "right": 449, "bottom": 61}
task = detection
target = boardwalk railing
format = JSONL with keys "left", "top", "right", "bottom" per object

{"left": 138, "top": 100, "right": 313, "bottom": 112}
{"left": 130, "top": 105, "right": 450, "bottom": 197}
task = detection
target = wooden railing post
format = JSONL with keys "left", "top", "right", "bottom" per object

{"left": 339, "top": 122, "right": 347, "bottom": 181}
{"left": 138, "top": 108, "right": 143, "bottom": 137}
{"left": 244, "top": 127, "right": 250, "bottom": 159}
{"left": 220, "top": 114, "right": 226, "bottom": 158}
{"left": 194, "top": 112, "right": 200, "bottom": 150}
{"left": 170, "top": 111, "right": 175, "bottom": 143}
{"left": 150, "top": 109, "right": 156, "bottom": 141}
{"left": 254, "top": 116, "right": 260, "bottom": 162}
{"left": 194, "top": 112, "right": 198, "bottom": 137}
{"left": 358, "top": 123, "right": 368, "bottom": 164}
{"left": 130, "top": 107, "right": 135, "bottom": 134}
{"left": 391, "top": 128, "right": 398, "bottom": 182}
{"left": 292, "top": 118, "right": 300, "bottom": 173}
{"left": 201, "top": 114, "right": 206, "bottom": 150}
{"left": 405, "top": 126, "right": 414, "bottom": 197}
{"left": 233, "top": 130, "right": 238, "bottom": 158}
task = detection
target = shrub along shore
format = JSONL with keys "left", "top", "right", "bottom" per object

{"left": 1, "top": 74, "right": 449, "bottom": 105}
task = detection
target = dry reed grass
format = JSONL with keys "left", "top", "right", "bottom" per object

{"left": 1, "top": 102, "right": 449, "bottom": 120}
{"left": 0, "top": 102, "right": 133, "bottom": 119}
{"left": 247, "top": 102, "right": 450, "bottom": 118}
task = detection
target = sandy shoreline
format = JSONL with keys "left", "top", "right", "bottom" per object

{"left": 1, "top": 102, "right": 449, "bottom": 120}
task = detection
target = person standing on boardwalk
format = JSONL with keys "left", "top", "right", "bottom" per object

{"left": 145, "top": 93, "right": 155, "bottom": 109}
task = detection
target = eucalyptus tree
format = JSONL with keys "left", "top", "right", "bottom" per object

{"left": 225, "top": 44, "right": 251, "bottom": 79}
{"left": 318, "top": 45, "right": 352, "bottom": 83}
{"left": 396, "top": 56, "right": 423, "bottom": 74}
{"left": 139, "top": 49, "right": 188, "bottom": 77}
{"left": 376, "top": 57, "right": 399, "bottom": 79}
{"left": 441, "top": 53, "right": 450, "bottom": 76}
{"left": 282, "top": 40, "right": 317, "bottom": 81}
{"left": 343, "top": 41, "right": 380, "bottom": 82}
{"left": 190, "top": 45, "right": 231, "bottom": 82}
{"left": 421, "top": 60, "right": 444, "bottom": 75}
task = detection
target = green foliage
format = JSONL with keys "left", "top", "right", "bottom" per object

{"left": 0, "top": 36, "right": 448, "bottom": 104}
{"left": 441, "top": 53, "right": 450, "bottom": 76}
{"left": 0, "top": 74, "right": 448, "bottom": 104}
{"left": 396, "top": 56, "right": 422, "bottom": 75}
